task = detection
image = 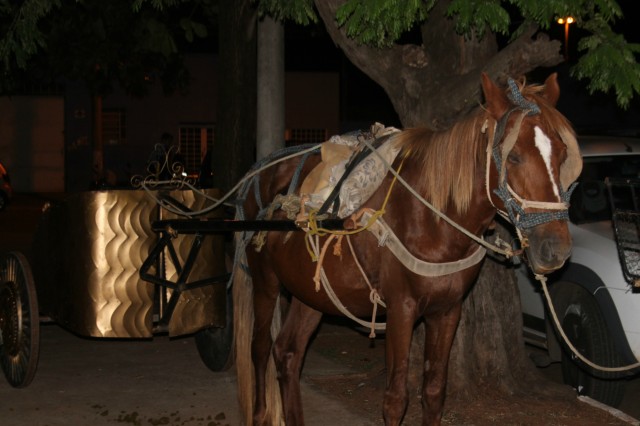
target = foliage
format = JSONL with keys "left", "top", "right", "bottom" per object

{"left": 334, "top": 0, "right": 432, "bottom": 47}
{"left": 573, "top": 15, "right": 640, "bottom": 108}
{"left": 1, "top": 0, "right": 639, "bottom": 106}
{"left": 0, "top": 0, "right": 212, "bottom": 95}
{"left": 265, "top": 0, "right": 639, "bottom": 108}
{"left": 0, "top": 0, "right": 60, "bottom": 70}
{"left": 446, "top": 0, "right": 511, "bottom": 39}
{"left": 254, "top": 0, "right": 316, "bottom": 25}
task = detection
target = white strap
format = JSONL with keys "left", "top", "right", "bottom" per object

{"left": 361, "top": 211, "right": 487, "bottom": 277}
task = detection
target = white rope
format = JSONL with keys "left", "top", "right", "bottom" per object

{"left": 359, "top": 138, "right": 515, "bottom": 257}
{"left": 146, "top": 131, "right": 634, "bottom": 370}
{"left": 537, "top": 274, "right": 640, "bottom": 372}
{"left": 506, "top": 184, "right": 568, "bottom": 211}
{"left": 140, "top": 135, "right": 514, "bottom": 258}
{"left": 305, "top": 233, "right": 387, "bottom": 332}
{"left": 138, "top": 143, "right": 323, "bottom": 217}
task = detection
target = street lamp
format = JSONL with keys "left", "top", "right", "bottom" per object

{"left": 557, "top": 16, "right": 574, "bottom": 61}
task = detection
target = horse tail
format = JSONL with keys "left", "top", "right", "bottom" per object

{"left": 266, "top": 293, "right": 284, "bottom": 425}
{"left": 232, "top": 233, "right": 284, "bottom": 425}
{"left": 232, "top": 240, "right": 255, "bottom": 424}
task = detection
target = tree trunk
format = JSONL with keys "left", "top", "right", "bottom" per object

{"left": 314, "top": 0, "right": 562, "bottom": 129}
{"left": 256, "top": 15, "right": 285, "bottom": 160}
{"left": 214, "top": 0, "right": 258, "bottom": 192}
{"left": 446, "top": 223, "right": 539, "bottom": 398}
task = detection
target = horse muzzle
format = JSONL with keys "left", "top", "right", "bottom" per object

{"left": 522, "top": 225, "right": 572, "bottom": 275}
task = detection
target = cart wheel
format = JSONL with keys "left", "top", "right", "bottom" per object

{"left": 0, "top": 252, "right": 40, "bottom": 387}
{"left": 195, "top": 288, "right": 233, "bottom": 372}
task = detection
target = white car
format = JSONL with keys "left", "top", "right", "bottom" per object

{"left": 517, "top": 134, "right": 640, "bottom": 408}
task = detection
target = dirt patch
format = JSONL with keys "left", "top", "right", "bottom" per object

{"left": 304, "top": 321, "right": 636, "bottom": 426}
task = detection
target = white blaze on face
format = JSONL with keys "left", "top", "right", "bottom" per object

{"left": 534, "top": 126, "right": 561, "bottom": 200}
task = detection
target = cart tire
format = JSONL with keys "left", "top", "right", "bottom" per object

{"left": 552, "top": 282, "right": 625, "bottom": 407}
{"left": 0, "top": 252, "right": 40, "bottom": 387}
{"left": 195, "top": 289, "right": 233, "bottom": 372}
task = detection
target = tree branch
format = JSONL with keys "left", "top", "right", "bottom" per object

{"left": 313, "top": 2, "right": 564, "bottom": 129}
{"left": 427, "top": 24, "right": 564, "bottom": 128}
{"left": 484, "top": 24, "right": 563, "bottom": 83}
{"left": 314, "top": 0, "right": 397, "bottom": 85}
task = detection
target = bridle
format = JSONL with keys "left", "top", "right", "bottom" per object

{"left": 486, "top": 79, "right": 577, "bottom": 238}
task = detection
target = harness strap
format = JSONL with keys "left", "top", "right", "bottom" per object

{"left": 317, "top": 133, "right": 393, "bottom": 217}
{"left": 303, "top": 207, "right": 487, "bottom": 338}
{"left": 497, "top": 110, "right": 527, "bottom": 182}
{"left": 358, "top": 209, "right": 487, "bottom": 276}
{"left": 288, "top": 150, "right": 313, "bottom": 195}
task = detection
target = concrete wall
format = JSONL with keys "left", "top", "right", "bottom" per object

{"left": 3, "top": 55, "right": 340, "bottom": 192}
{"left": 99, "top": 54, "right": 220, "bottom": 184}
{"left": 0, "top": 96, "right": 65, "bottom": 192}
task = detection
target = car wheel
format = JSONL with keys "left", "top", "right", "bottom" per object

{"left": 551, "top": 281, "right": 625, "bottom": 407}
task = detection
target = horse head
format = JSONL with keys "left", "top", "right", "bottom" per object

{"left": 482, "top": 73, "right": 582, "bottom": 274}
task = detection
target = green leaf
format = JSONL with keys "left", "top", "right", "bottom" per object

{"left": 255, "top": 0, "right": 317, "bottom": 25}
{"left": 335, "top": 0, "right": 432, "bottom": 48}
{"left": 571, "top": 17, "right": 640, "bottom": 108}
{"left": 447, "top": 0, "right": 510, "bottom": 38}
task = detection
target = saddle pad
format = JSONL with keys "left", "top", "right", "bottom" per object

{"left": 300, "top": 123, "right": 400, "bottom": 218}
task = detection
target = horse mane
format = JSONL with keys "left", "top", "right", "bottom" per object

{"left": 392, "top": 78, "right": 577, "bottom": 215}
{"left": 393, "top": 110, "right": 488, "bottom": 215}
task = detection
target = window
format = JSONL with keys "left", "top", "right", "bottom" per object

{"left": 102, "top": 109, "right": 126, "bottom": 145}
{"left": 285, "top": 128, "right": 328, "bottom": 146}
{"left": 178, "top": 124, "right": 214, "bottom": 175}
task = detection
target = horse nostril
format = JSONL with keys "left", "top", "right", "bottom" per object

{"left": 536, "top": 236, "right": 571, "bottom": 268}
{"left": 540, "top": 239, "right": 556, "bottom": 263}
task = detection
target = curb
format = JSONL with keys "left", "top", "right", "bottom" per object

{"left": 578, "top": 396, "right": 640, "bottom": 425}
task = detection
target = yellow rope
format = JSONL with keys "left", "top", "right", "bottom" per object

{"left": 304, "top": 150, "right": 411, "bottom": 336}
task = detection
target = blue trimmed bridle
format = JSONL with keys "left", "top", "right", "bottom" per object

{"left": 489, "top": 79, "right": 577, "bottom": 231}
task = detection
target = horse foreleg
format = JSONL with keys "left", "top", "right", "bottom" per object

{"left": 383, "top": 303, "right": 418, "bottom": 426}
{"left": 251, "top": 273, "right": 281, "bottom": 425}
{"left": 422, "top": 304, "right": 463, "bottom": 426}
{"left": 273, "top": 297, "right": 322, "bottom": 426}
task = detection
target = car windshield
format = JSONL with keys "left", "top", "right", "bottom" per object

{"left": 569, "top": 154, "right": 640, "bottom": 224}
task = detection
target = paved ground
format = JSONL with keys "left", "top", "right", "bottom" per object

{"left": 1, "top": 193, "right": 640, "bottom": 425}
{"left": 0, "top": 193, "right": 373, "bottom": 426}
{"left": 0, "top": 321, "right": 370, "bottom": 426}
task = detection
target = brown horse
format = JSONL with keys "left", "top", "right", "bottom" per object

{"left": 232, "top": 73, "right": 582, "bottom": 425}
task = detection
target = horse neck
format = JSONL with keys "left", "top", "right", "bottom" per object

{"left": 387, "top": 127, "right": 497, "bottom": 252}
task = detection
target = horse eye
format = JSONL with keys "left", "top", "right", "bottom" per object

{"left": 507, "top": 152, "right": 522, "bottom": 164}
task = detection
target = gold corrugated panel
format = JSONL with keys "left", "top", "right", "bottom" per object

{"left": 33, "top": 189, "right": 226, "bottom": 338}
{"left": 35, "top": 190, "right": 157, "bottom": 337}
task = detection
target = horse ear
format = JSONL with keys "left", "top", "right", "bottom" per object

{"left": 481, "top": 72, "right": 509, "bottom": 119}
{"left": 542, "top": 73, "right": 560, "bottom": 106}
